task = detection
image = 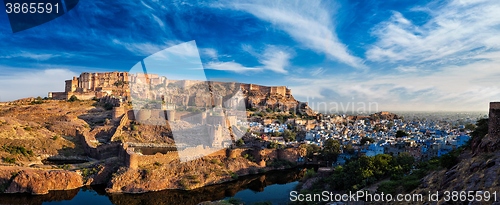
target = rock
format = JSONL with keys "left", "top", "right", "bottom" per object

{"left": 5, "top": 169, "right": 83, "bottom": 195}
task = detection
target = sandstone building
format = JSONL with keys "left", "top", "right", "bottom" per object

{"left": 49, "top": 72, "right": 131, "bottom": 100}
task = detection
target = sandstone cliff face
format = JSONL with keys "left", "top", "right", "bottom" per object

{"left": 107, "top": 156, "right": 265, "bottom": 193}
{"left": 1, "top": 168, "right": 83, "bottom": 195}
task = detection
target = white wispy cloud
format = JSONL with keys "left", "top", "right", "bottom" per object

{"left": 205, "top": 45, "right": 291, "bottom": 73}
{"left": 0, "top": 52, "right": 60, "bottom": 61}
{"left": 258, "top": 46, "right": 291, "bottom": 74}
{"left": 288, "top": 58, "right": 500, "bottom": 111}
{"left": 366, "top": 0, "right": 500, "bottom": 65}
{"left": 219, "top": 0, "right": 365, "bottom": 69}
{"left": 202, "top": 48, "right": 218, "bottom": 59}
{"left": 205, "top": 61, "right": 262, "bottom": 73}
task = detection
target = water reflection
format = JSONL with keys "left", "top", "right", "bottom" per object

{"left": 0, "top": 188, "right": 80, "bottom": 205}
{"left": 0, "top": 168, "right": 305, "bottom": 205}
{"left": 108, "top": 168, "right": 306, "bottom": 205}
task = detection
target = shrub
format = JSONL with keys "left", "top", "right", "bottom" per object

{"left": 68, "top": 95, "right": 79, "bottom": 102}
{"left": 23, "top": 126, "right": 32, "bottom": 131}
{"left": 52, "top": 135, "right": 59, "bottom": 140}
{"left": 2, "top": 157, "right": 16, "bottom": 164}
{"left": 10, "top": 172, "right": 19, "bottom": 178}
{"left": 440, "top": 148, "right": 462, "bottom": 169}
{"left": 230, "top": 172, "right": 239, "bottom": 179}
{"left": 131, "top": 124, "right": 138, "bottom": 131}
{"left": 243, "top": 154, "right": 254, "bottom": 162}
{"left": 302, "top": 168, "right": 316, "bottom": 180}
{"left": 179, "top": 179, "right": 189, "bottom": 189}
{"left": 227, "top": 197, "right": 243, "bottom": 205}
{"left": 59, "top": 164, "right": 71, "bottom": 170}
{"left": 210, "top": 158, "right": 223, "bottom": 166}
{"left": 81, "top": 167, "right": 99, "bottom": 178}
{"left": 153, "top": 161, "right": 162, "bottom": 166}
{"left": 30, "top": 100, "right": 44, "bottom": 105}
{"left": 236, "top": 139, "right": 245, "bottom": 147}
{"left": 103, "top": 103, "right": 114, "bottom": 110}
{"left": 2, "top": 145, "right": 34, "bottom": 157}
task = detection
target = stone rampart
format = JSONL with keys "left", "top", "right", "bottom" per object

{"left": 76, "top": 129, "right": 123, "bottom": 160}
{"left": 489, "top": 102, "right": 500, "bottom": 138}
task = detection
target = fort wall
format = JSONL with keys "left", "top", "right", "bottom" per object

{"left": 66, "top": 92, "right": 97, "bottom": 100}
{"left": 76, "top": 129, "right": 123, "bottom": 160}
{"left": 240, "top": 84, "right": 289, "bottom": 96}
{"left": 48, "top": 92, "right": 67, "bottom": 100}
{"left": 489, "top": 102, "right": 500, "bottom": 138}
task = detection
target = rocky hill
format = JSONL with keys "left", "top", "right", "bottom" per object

{"left": 157, "top": 80, "right": 315, "bottom": 116}
{"left": 0, "top": 82, "right": 311, "bottom": 195}
{"left": 407, "top": 103, "right": 500, "bottom": 205}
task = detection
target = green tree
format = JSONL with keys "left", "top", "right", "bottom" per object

{"left": 322, "top": 138, "right": 341, "bottom": 162}
{"left": 373, "top": 154, "right": 393, "bottom": 178}
{"left": 236, "top": 138, "right": 244, "bottom": 147}
{"left": 394, "top": 152, "right": 414, "bottom": 173}
{"left": 360, "top": 137, "right": 375, "bottom": 145}
{"left": 344, "top": 143, "right": 355, "bottom": 154}
{"left": 303, "top": 144, "right": 320, "bottom": 158}
{"left": 471, "top": 118, "right": 488, "bottom": 141}
{"left": 283, "top": 130, "right": 296, "bottom": 142}
{"left": 395, "top": 130, "right": 408, "bottom": 138}
{"left": 464, "top": 123, "right": 476, "bottom": 131}
{"left": 68, "top": 95, "right": 78, "bottom": 102}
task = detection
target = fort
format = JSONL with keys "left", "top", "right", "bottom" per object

{"left": 49, "top": 72, "right": 131, "bottom": 100}
{"left": 240, "top": 84, "right": 291, "bottom": 97}
{"left": 49, "top": 72, "right": 293, "bottom": 101}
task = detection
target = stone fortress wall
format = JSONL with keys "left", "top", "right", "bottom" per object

{"left": 50, "top": 72, "right": 131, "bottom": 100}
{"left": 49, "top": 72, "right": 293, "bottom": 116}
{"left": 489, "top": 102, "right": 500, "bottom": 138}
{"left": 240, "top": 84, "right": 291, "bottom": 97}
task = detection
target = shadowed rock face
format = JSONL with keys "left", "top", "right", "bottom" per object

{"left": 407, "top": 102, "right": 500, "bottom": 205}
{"left": 3, "top": 169, "right": 83, "bottom": 195}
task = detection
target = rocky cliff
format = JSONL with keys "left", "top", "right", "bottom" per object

{"left": 145, "top": 80, "right": 315, "bottom": 116}
{"left": 0, "top": 167, "right": 83, "bottom": 195}
{"left": 409, "top": 102, "right": 500, "bottom": 204}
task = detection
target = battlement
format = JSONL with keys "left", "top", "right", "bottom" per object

{"left": 490, "top": 102, "right": 500, "bottom": 110}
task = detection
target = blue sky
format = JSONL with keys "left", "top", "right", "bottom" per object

{"left": 1, "top": 0, "right": 499, "bottom": 112}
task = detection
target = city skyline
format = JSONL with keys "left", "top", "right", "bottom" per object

{"left": 1, "top": 0, "right": 500, "bottom": 111}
